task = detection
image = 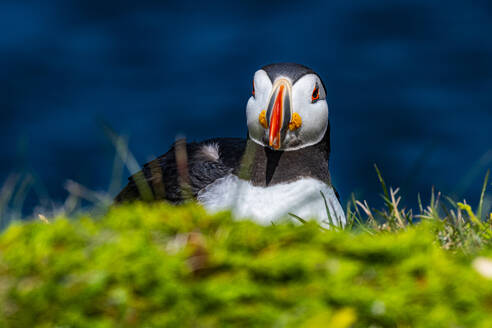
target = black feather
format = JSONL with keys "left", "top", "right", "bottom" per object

{"left": 115, "top": 138, "right": 245, "bottom": 204}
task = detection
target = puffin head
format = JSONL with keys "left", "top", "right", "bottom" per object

{"left": 246, "top": 63, "right": 329, "bottom": 151}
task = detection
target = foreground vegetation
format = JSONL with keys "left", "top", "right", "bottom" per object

{"left": 0, "top": 193, "right": 491, "bottom": 327}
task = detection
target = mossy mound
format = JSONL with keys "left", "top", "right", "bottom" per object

{"left": 1, "top": 203, "right": 492, "bottom": 327}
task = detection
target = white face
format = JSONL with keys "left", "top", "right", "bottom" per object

{"left": 246, "top": 69, "right": 329, "bottom": 151}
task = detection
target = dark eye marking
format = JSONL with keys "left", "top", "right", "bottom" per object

{"left": 311, "top": 84, "right": 319, "bottom": 103}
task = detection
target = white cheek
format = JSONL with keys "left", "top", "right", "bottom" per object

{"left": 298, "top": 101, "right": 328, "bottom": 140}
{"left": 246, "top": 96, "right": 267, "bottom": 144}
{"left": 287, "top": 97, "right": 328, "bottom": 149}
{"left": 246, "top": 70, "right": 272, "bottom": 145}
{"left": 286, "top": 74, "right": 329, "bottom": 149}
{"left": 246, "top": 97, "right": 261, "bottom": 129}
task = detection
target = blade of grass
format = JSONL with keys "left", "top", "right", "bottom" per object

{"left": 417, "top": 193, "right": 423, "bottom": 213}
{"left": 288, "top": 212, "right": 329, "bottom": 231}
{"left": 0, "top": 174, "right": 20, "bottom": 229}
{"left": 101, "top": 122, "right": 153, "bottom": 202}
{"left": 457, "top": 201, "right": 485, "bottom": 230}
{"left": 477, "top": 169, "right": 490, "bottom": 220}
{"left": 374, "top": 164, "right": 390, "bottom": 201}
{"left": 288, "top": 212, "right": 307, "bottom": 224}
{"left": 11, "top": 174, "right": 34, "bottom": 221}
{"left": 174, "top": 137, "right": 192, "bottom": 201}
{"left": 320, "top": 191, "right": 335, "bottom": 228}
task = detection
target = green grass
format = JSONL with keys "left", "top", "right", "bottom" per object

{"left": 0, "top": 191, "right": 491, "bottom": 327}
{"left": 339, "top": 166, "right": 492, "bottom": 253}
{"left": 0, "top": 159, "right": 491, "bottom": 327}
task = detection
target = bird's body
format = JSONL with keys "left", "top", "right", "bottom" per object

{"left": 116, "top": 63, "right": 346, "bottom": 227}
{"left": 115, "top": 138, "right": 245, "bottom": 204}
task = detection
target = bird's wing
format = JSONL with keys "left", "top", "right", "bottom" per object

{"left": 114, "top": 138, "right": 246, "bottom": 204}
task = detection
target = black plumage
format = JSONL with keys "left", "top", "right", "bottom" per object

{"left": 262, "top": 63, "right": 315, "bottom": 84}
{"left": 115, "top": 138, "right": 245, "bottom": 203}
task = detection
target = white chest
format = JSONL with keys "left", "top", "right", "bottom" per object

{"left": 197, "top": 175, "right": 346, "bottom": 228}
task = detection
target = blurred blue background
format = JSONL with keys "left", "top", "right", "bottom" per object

{"left": 1, "top": 0, "right": 491, "bottom": 216}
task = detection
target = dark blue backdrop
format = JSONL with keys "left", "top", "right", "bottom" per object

{"left": 1, "top": 0, "right": 491, "bottom": 215}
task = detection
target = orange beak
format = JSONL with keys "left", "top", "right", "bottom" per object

{"left": 269, "top": 84, "right": 284, "bottom": 149}
{"left": 266, "top": 79, "right": 292, "bottom": 150}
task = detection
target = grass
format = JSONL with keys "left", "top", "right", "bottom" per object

{"left": 290, "top": 165, "right": 492, "bottom": 254}
{"left": 0, "top": 167, "right": 490, "bottom": 327}
{"left": 341, "top": 166, "right": 492, "bottom": 253}
{"left": 1, "top": 201, "right": 492, "bottom": 327}
{"left": 0, "top": 135, "right": 491, "bottom": 326}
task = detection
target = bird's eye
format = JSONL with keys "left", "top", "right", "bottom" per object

{"left": 252, "top": 81, "right": 255, "bottom": 97}
{"left": 311, "top": 86, "right": 319, "bottom": 103}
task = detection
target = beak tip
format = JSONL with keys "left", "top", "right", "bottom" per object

{"left": 268, "top": 137, "right": 280, "bottom": 150}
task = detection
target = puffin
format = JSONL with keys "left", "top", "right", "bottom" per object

{"left": 115, "top": 63, "right": 346, "bottom": 227}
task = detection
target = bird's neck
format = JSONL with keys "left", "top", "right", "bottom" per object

{"left": 238, "top": 125, "right": 331, "bottom": 187}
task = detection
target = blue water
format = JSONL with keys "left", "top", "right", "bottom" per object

{"left": 1, "top": 0, "right": 491, "bottom": 216}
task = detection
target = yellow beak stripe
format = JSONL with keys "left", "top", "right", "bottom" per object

{"left": 289, "top": 112, "right": 302, "bottom": 131}
{"left": 259, "top": 110, "right": 302, "bottom": 131}
{"left": 259, "top": 110, "right": 268, "bottom": 129}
